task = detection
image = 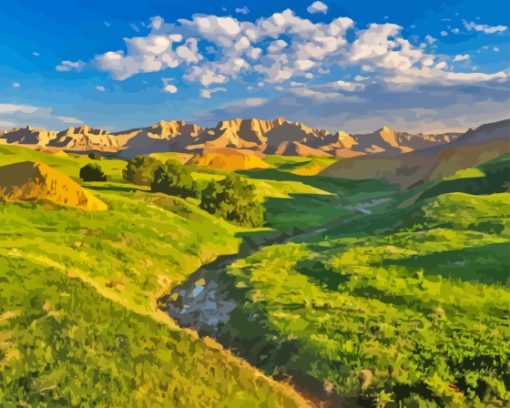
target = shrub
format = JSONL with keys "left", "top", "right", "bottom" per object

{"left": 79, "top": 163, "right": 107, "bottom": 182}
{"left": 88, "top": 152, "right": 102, "bottom": 160}
{"left": 200, "top": 174, "right": 265, "bottom": 227}
{"left": 151, "top": 161, "right": 196, "bottom": 198}
{"left": 123, "top": 156, "right": 163, "bottom": 185}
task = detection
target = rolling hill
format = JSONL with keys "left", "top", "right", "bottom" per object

{"left": 0, "top": 161, "right": 107, "bottom": 211}
{"left": 0, "top": 117, "right": 508, "bottom": 407}
{"left": 321, "top": 119, "right": 510, "bottom": 188}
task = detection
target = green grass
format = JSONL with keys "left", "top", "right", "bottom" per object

{"left": 265, "top": 155, "right": 337, "bottom": 173}
{"left": 0, "top": 255, "right": 304, "bottom": 407}
{"left": 421, "top": 154, "right": 510, "bottom": 199}
{"left": 1, "top": 145, "right": 509, "bottom": 407}
{"left": 215, "top": 190, "right": 510, "bottom": 407}
{"left": 0, "top": 145, "right": 127, "bottom": 182}
{"left": 0, "top": 147, "right": 311, "bottom": 407}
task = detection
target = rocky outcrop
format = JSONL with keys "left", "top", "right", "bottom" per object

{"left": 0, "top": 161, "right": 107, "bottom": 211}
{"left": 188, "top": 147, "right": 272, "bottom": 171}
{"left": 0, "top": 117, "right": 468, "bottom": 158}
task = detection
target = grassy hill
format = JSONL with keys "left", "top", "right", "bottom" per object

{"left": 1, "top": 144, "right": 509, "bottom": 407}
{"left": 163, "top": 154, "right": 510, "bottom": 407}
{"left": 0, "top": 145, "right": 311, "bottom": 407}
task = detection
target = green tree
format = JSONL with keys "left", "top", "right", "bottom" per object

{"left": 123, "top": 156, "right": 163, "bottom": 185}
{"left": 151, "top": 160, "right": 196, "bottom": 198}
{"left": 79, "top": 163, "right": 107, "bottom": 182}
{"left": 200, "top": 174, "right": 265, "bottom": 227}
{"left": 88, "top": 152, "right": 102, "bottom": 160}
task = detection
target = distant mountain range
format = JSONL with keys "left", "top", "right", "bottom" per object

{"left": 322, "top": 118, "right": 510, "bottom": 187}
{"left": 0, "top": 118, "right": 463, "bottom": 158}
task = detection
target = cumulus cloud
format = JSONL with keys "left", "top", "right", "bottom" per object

{"left": 463, "top": 20, "right": 508, "bottom": 34}
{"left": 56, "top": 60, "right": 85, "bottom": 72}
{"left": 200, "top": 87, "right": 227, "bottom": 98}
{"left": 307, "top": 1, "right": 328, "bottom": 15}
{"left": 161, "top": 78, "right": 178, "bottom": 93}
{"left": 425, "top": 35, "right": 436, "bottom": 44}
{"left": 96, "top": 85, "right": 106, "bottom": 92}
{"left": 195, "top": 77, "right": 510, "bottom": 133}
{"left": 0, "top": 103, "right": 83, "bottom": 129}
{"left": 453, "top": 54, "right": 470, "bottom": 62}
{"left": 235, "top": 7, "right": 250, "bottom": 15}
{"left": 58, "top": 115, "right": 83, "bottom": 124}
{"left": 83, "top": 8, "right": 506, "bottom": 113}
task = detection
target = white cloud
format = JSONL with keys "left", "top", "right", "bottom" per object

{"left": 163, "top": 84, "right": 178, "bottom": 94}
{"left": 32, "top": 51, "right": 40, "bottom": 57}
{"left": 463, "top": 20, "right": 507, "bottom": 34}
{"left": 104, "top": 21, "right": 111, "bottom": 27}
{"left": 493, "top": 46, "right": 500, "bottom": 52}
{"left": 96, "top": 85, "right": 106, "bottom": 92}
{"left": 200, "top": 87, "right": 227, "bottom": 98}
{"left": 0, "top": 104, "right": 38, "bottom": 114}
{"left": 235, "top": 7, "right": 250, "bottom": 15}
{"left": 440, "top": 31, "right": 448, "bottom": 37}
{"left": 85, "top": 9, "right": 506, "bottom": 95}
{"left": 130, "top": 23, "right": 140, "bottom": 33}
{"left": 58, "top": 115, "right": 83, "bottom": 124}
{"left": 0, "top": 103, "right": 83, "bottom": 129}
{"left": 150, "top": 16, "right": 164, "bottom": 30}
{"left": 307, "top": 1, "right": 328, "bottom": 15}
{"left": 161, "top": 78, "right": 178, "bottom": 94}
{"left": 56, "top": 60, "right": 85, "bottom": 72}
{"left": 331, "top": 80, "right": 365, "bottom": 91}
{"left": 12, "top": 82, "right": 21, "bottom": 88}
{"left": 425, "top": 35, "right": 436, "bottom": 44}
{"left": 195, "top": 78, "right": 510, "bottom": 134}
{"left": 451, "top": 28, "right": 460, "bottom": 34}
{"left": 453, "top": 54, "right": 470, "bottom": 62}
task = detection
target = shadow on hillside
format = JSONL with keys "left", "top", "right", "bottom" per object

{"left": 295, "top": 258, "right": 350, "bottom": 291}
{"left": 86, "top": 184, "right": 145, "bottom": 193}
{"left": 239, "top": 168, "right": 382, "bottom": 194}
{"left": 381, "top": 242, "right": 510, "bottom": 284}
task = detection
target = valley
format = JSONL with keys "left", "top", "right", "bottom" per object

{"left": 0, "top": 118, "right": 508, "bottom": 407}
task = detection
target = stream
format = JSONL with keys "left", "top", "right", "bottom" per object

{"left": 157, "top": 196, "right": 394, "bottom": 406}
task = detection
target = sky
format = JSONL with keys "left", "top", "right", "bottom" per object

{"left": 0, "top": 0, "right": 509, "bottom": 133}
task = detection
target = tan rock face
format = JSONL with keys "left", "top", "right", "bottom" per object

{"left": 188, "top": 147, "right": 272, "bottom": 171}
{"left": 0, "top": 117, "right": 464, "bottom": 158}
{"left": 321, "top": 119, "right": 510, "bottom": 188}
{"left": 0, "top": 161, "right": 107, "bottom": 211}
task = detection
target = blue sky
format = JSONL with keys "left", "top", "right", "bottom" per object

{"left": 0, "top": 0, "right": 509, "bottom": 133}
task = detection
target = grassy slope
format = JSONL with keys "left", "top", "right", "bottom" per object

{"left": 265, "top": 155, "right": 337, "bottom": 176}
{"left": 2, "top": 145, "right": 509, "bottom": 406}
{"left": 214, "top": 160, "right": 510, "bottom": 406}
{"left": 0, "top": 146, "right": 309, "bottom": 407}
{"left": 0, "top": 145, "right": 126, "bottom": 182}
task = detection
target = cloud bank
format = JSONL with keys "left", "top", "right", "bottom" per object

{"left": 54, "top": 8, "right": 509, "bottom": 132}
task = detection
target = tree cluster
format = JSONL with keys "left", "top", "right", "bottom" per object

{"left": 122, "top": 156, "right": 265, "bottom": 227}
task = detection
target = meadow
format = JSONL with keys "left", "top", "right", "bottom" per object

{"left": 0, "top": 145, "right": 509, "bottom": 407}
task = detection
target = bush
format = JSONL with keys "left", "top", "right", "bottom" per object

{"left": 123, "top": 156, "right": 163, "bottom": 185}
{"left": 151, "top": 161, "right": 196, "bottom": 198}
{"left": 200, "top": 174, "right": 265, "bottom": 227}
{"left": 88, "top": 152, "right": 102, "bottom": 160}
{"left": 79, "top": 163, "right": 107, "bottom": 182}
